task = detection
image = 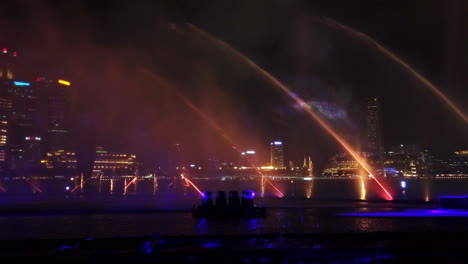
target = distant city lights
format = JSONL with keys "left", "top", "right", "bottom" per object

{"left": 25, "top": 136, "right": 41, "bottom": 141}
{"left": 13, "top": 81, "right": 30, "bottom": 86}
{"left": 400, "top": 181, "right": 407, "bottom": 189}
{"left": 58, "top": 79, "right": 71, "bottom": 86}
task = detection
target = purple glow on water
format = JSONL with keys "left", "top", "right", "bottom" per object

{"left": 339, "top": 209, "right": 468, "bottom": 217}
{"left": 244, "top": 190, "right": 255, "bottom": 199}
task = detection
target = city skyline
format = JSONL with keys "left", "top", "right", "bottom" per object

{"left": 2, "top": 2, "right": 468, "bottom": 259}
{"left": 0, "top": 0, "right": 466, "bottom": 174}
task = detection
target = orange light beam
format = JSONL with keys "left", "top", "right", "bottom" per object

{"left": 187, "top": 24, "right": 393, "bottom": 200}
{"left": 71, "top": 177, "right": 91, "bottom": 193}
{"left": 184, "top": 177, "right": 203, "bottom": 196}
{"left": 124, "top": 177, "right": 137, "bottom": 190}
{"left": 319, "top": 17, "right": 468, "bottom": 124}
{"left": 142, "top": 70, "right": 236, "bottom": 147}
{"left": 123, "top": 177, "right": 137, "bottom": 194}
{"left": 142, "top": 70, "right": 285, "bottom": 197}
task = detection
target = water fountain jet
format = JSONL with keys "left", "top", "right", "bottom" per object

{"left": 185, "top": 24, "right": 393, "bottom": 200}
{"left": 141, "top": 70, "right": 284, "bottom": 198}
{"left": 318, "top": 16, "right": 468, "bottom": 124}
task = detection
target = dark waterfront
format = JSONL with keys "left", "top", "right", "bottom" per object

{"left": 1, "top": 198, "right": 467, "bottom": 240}
{"left": 1, "top": 183, "right": 468, "bottom": 241}
{"left": 1, "top": 179, "right": 468, "bottom": 263}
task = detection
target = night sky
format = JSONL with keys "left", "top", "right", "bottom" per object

{"left": 1, "top": 0, "right": 467, "bottom": 171}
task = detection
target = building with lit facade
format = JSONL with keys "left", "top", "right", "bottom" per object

{"left": 366, "top": 97, "right": 384, "bottom": 161}
{"left": 0, "top": 48, "right": 15, "bottom": 172}
{"left": 36, "top": 78, "right": 72, "bottom": 152}
{"left": 270, "top": 141, "right": 284, "bottom": 169}
{"left": 0, "top": 48, "right": 43, "bottom": 173}
{"left": 381, "top": 146, "right": 467, "bottom": 178}
{"left": 42, "top": 150, "right": 78, "bottom": 176}
{"left": 8, "top": 80, "right": 41, "bottom": 171}
{"left": 42, "top": 146, "right": 138, "bottom": 177}
{"left": 93, "top": 146, "right": 138, "bottom": 175}
{"left": 323, "top": 152, "right": 373, "bottom": 177}
{"left": 240, "top": 150, "right": 258, "bottom": 168}
{"left": 0, "top": 99, "right": 11, "bottom": 171}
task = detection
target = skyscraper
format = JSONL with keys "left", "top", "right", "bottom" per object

{"left": 37, "top": 78, "right": 72, "bottom": 152}
{"left": 0, "top": 48, "right": 45, "bottom": 173}
{"left": 0, "top": 48, "right": 16, "bottom": 172}
{"left": 366, "top": 97, "right": 384, "bottom": 167}
{"left": 8, "top": 80, "right": 41, "bottom": 171}
{"left": 270, "top": 141, "right": 284, "bottom": 169}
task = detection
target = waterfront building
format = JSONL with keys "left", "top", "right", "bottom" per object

{"left": 42, "top": 147, "right": 138, "bottom": 177}
{"left": 323, "top": 152, "right": 373, "bottom": 177}
{"left": 42, "top": 150, "right": 78, "bottom": 176}
{"left": 93, "top": 146, "right": 138, "bottom": 176}
{"left": 270, "top": 141, "right": 284, "bottom": 169}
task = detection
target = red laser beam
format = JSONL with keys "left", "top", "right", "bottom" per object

{"left": 71, "top": 177, "right": 91, "bottom": 193}
{"left": 264, "top": 177, "right": 284, "bottom": 197}
{"left": 25, "top": 179, "right": 43, "bottom": 193}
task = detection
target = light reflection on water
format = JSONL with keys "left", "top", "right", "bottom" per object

{"left": 0, "top": 197, "right": 467, "bottom": 240}
{"left": 3, "top": 178, "right": 468, "bottom": 202}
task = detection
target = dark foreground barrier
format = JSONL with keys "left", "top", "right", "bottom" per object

{"left": 1, "top": 232, "right": 468, "bottom": 263}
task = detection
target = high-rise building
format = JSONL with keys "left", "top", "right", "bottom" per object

{"left": 21, "top": 136, "right": 42, "bottom": 170}
{"left": 0, "top": 48, "right": 73, "bottom": 174}
{"left": 270, "top": 141, "right": 284, "bottom": 169}
{"left": 8, "top": 80, "right": 41, "bottom": 171}
{"left": 366, "top": 97, "right": 384, "bottom": 160}
{"left": 0, "top": 98, "right": 11, "bottom": 170}
{"left": 0, "top": 48, "right": 39, "bottom": 172}
{"left": 0, "top": 48, "right": 16, "bottom": 172}
{"left": 36, "top": 78, "right": 72, "bottom": 152}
